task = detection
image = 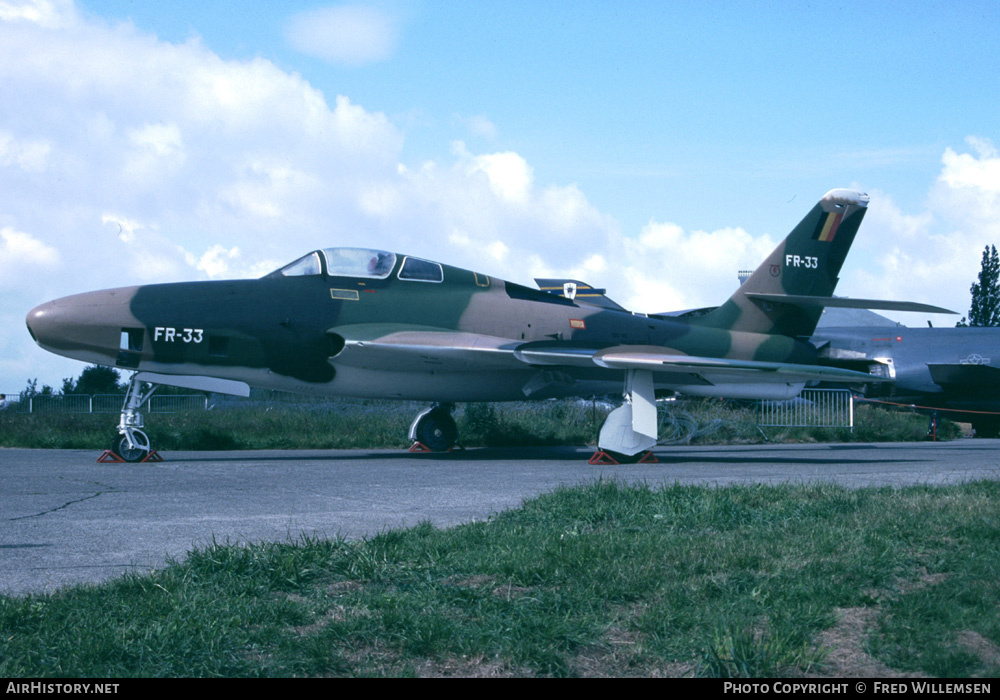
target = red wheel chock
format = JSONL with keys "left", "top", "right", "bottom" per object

{"left": 97, "top": 449, "right": 163, "bottom": 463}
{"left": 588, "top": 450, "right": 658, "bottom": 465}
{"left": 408, "top": 442, "right": 464, "bottom": 453}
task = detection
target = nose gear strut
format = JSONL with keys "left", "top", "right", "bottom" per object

{"left": 104, "top": 372, "right": 161, "bottom": 463}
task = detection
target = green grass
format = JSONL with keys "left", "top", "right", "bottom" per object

{"left": 0, "top": 398, "right": 957, "bottom": 451}
{"left": 2, "top": 481, "right": 997, "bottom": 677}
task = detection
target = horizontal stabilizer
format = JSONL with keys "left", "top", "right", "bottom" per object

{"left": 928, "top": 363, "right": 1000, "bottom": 387}
{"left": 745, "top": 293, "right": 956, "bottom": 315}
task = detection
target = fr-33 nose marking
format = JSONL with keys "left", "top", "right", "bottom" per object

{"left": 153, "top": 327, "right": 204, "bottom": 343}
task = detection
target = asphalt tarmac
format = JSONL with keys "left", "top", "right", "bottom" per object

{"left": 2, "top": 440, "right": 998, "bottom": 597}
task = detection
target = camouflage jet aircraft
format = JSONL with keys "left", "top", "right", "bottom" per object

{"left": 26, "top": 188, "right": 946, "bottom": 461}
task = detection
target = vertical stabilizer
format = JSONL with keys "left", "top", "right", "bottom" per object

{"left": 692, "top": 189, "right": 869, "bottom": 338}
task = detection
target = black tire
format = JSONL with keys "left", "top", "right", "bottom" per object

{"left": 110, "top": 433, "right": 149, "bottom": 463}
{"left": 415, "top": 409, "right": 458, "bottom": 452}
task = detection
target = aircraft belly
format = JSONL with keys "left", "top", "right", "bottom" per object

{"left": 327, "top": 366, "right": 550, "bottom": 402}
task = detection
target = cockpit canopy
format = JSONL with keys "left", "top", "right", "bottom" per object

{"left": 268, "top": 248, "right": 397, "bottom": 279}
{"left": 267, "top": 248, "right": 446, "bottom": 283}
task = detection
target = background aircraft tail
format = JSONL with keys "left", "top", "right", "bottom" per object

{"left": 691, "top": 188, "right": 870, "bottom": 338}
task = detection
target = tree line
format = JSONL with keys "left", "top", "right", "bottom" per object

{"left": 957, "top": 244, "right": 1000, "bottom": 327}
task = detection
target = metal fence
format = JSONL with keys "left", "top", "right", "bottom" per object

{"left": 757, "top": 388, "right": 854, "bottom": 430}
{"left": 0, "top": 393, "right": 208, "bottom": 414}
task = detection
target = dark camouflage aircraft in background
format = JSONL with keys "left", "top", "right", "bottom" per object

{"left": 26, "top": 189, "right": 948, "bottom": 461}
{"left": 812, "top": 323, "right": 1000, "bottom": 437}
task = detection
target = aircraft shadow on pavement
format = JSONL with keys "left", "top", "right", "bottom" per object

{"left": 152, "top": 444, "right": 926, "bottom": 466}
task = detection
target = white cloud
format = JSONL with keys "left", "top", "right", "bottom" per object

{"left": 837, "top": 140, "right": 1000, "bottom": 323}
{"left": 125, "top": 122, "right": 186, "bottom": 183}
{"left": 186, "top": 245, "right": 241, "bottom": 278}
{"left": 469, "top": 150, "right": 534, "bottom": 204}
{"left": 0, "top": 130, "right": 51, "bottom": 171}
{"left": 285, "top": 5, "right": 399, "bottom": 66}
{"left": 0, "top": 227, "right": 59, "bottom": 284}
{"left": 934, "top": 136, "right": 1000, "bottom": 228}
{"left": 487, "top": 240, "right": 509, "bottom": 262}
{"left": 128, "top": 122, "right": 184, "bottom": 159}
{"left": 0, "top": 0, "right": 76, "bottom": 28}
{"left": 940, "top": 136, "right": 1000, "bottom": 194}
{"left": 620, "top": 223, "right": 777, "bottom": 313}
{"left": 101, "top": 213, "right": 146, "bottom": 243}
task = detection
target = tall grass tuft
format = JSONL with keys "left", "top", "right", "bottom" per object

{"left": 696, "top": 622, "right": 825, "bottom": 678}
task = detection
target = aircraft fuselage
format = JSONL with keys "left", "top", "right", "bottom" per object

{"left": 27, "top": 253, "right": 817, "bottom": 403}
{"left": 815, "top": 325, "right": 1000, "bottom": 411}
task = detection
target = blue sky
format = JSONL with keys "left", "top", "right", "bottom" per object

{"left": 77, "top": 0, "right": 996, "bottom": 229}
{"left": 2, "top": 0, "right": 999, "bottom": 389}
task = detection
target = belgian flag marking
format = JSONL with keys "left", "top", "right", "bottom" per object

{"left": 813, "top": 211, "right": 844, "bottom": 242}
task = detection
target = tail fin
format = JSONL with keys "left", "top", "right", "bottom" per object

{"left": 692, "top": 188, "right": 869, "bottom": 338}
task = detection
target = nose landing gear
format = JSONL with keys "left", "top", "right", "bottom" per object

{"left": 98, "top": 371, "right": 249, "bottom": 463}
{"left": 105, "top": 373, "right": 160, "bottom": 463}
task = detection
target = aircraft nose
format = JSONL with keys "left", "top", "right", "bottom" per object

{"left": 26, "top": 288, "right": 140, "bottom": 363}
{"left": 25, "top": 300, "right": 58, "bottom": 346}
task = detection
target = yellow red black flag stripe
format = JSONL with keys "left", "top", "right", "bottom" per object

{"left": 813, "top": 211, "right": 844, "bottom": 242}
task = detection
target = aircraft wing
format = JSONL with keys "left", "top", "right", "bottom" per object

{"left": 331, "top": 328, "right": 882, "bottom": 385}
{"left": 516, "top": 342, "right": 883, "bottom": 384}
{"left": 928, "top": 363, "right": 1000, "bottom": 388}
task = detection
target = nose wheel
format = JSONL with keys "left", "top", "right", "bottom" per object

{"left": 110, "top": 428, "right": 151, "bottom": 463}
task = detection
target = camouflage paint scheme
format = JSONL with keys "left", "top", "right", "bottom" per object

{"left": 26, "top": 190, "right": 881, "bottom": 401}
{"left": 27, "top": 190, "right": 902, "bottom": 454}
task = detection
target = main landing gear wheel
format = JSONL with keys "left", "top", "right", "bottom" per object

{"left": 411, "top": 406, "right": 458, "bottom": 452}
{"left": 110, "top": 429, "right": 151, "bottom": 463}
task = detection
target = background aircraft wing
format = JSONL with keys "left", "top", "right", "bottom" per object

{"left": 928, "top": 363, "right": 1000, "bottom": 388}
